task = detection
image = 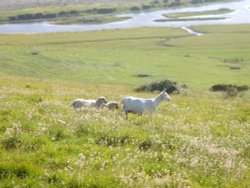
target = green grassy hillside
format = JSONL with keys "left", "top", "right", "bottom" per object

{"left": 0, "top": 75, "right": 249, "bottom": 187}
{"left": 0, "top": 25, "right": 250, "bottom": 88}
{"left": 0, "top": 25, "right": 250, "bottom": 187}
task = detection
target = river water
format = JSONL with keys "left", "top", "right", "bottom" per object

{"left": 0, "top": 0, "right": 249, "bottom": 34}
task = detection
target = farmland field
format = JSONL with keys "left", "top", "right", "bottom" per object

{"left": 0, "top": 23, "right": 250, "bottom": 187}
{"left": 0, "top": 25, "right": 250, "bottom": 87}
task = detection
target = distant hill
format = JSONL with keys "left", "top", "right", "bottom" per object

{"left": 0, "top": 0, "right": 234, "bottom": 11}
{"left": 0, "top": 0, "right": 147, "bottom": 11}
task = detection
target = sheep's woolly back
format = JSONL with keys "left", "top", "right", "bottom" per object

{"left": 71, "top": 97, "right": 107, "bottom": 109}
{"left": 101, "top": 101, "right": 119, "bottom": 110}
{"left": 71, "top": 99, "right": 95, "bottom": 109}
{"left": 106, "top": 101, "right": 119, "bottom": 109}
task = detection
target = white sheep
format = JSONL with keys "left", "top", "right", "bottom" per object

{"left": 71, "top": 96, "right": 107, "bottom": 109}
{"left": 101, "top": 101, "right": 119, "bottom": 110}
{"left": 121, "top": 89, "right": 171, "bottom": 117}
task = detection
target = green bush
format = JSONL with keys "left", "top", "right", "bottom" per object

{"left": 210, "top": 84, "right": 249, "bottom": 92}
{"left": 210, "top": 84, "right": 249, "bottom": 97}
{"left": 130, "top": 6, "right": 141, "bottom": 11}
{"left": 135, "top": 79, "right": 186, "bottom": 93}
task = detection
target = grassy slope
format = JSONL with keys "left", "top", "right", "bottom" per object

{"left": 0, "top": 25, "right": 250, "bottom": 187}
{"left": 0, "top": 75, "right": 249, "bottom": 187}
{"left": 0, "top": 25, "right": 250, "bottom": 88}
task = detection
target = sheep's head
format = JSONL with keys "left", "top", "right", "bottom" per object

{"left": 96, "top": 97, "right": 108, "bottom": 107}
{"left": 161, "top": 89, "right": 171, "bottom": 101}
{"left": 110, "top": 103, "right": 119, "bottom": 109}
{"left": 115, "top": 104, "right": 119, "bottom": 109}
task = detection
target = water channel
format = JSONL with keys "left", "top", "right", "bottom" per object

{"left": 0, "top": 0, "right": 249, "bottom": 34}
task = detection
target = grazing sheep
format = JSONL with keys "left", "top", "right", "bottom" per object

{"left": 101, "top": 101, "right": 119, "bottom": 110}
{"left": 121, "top": 89, "right": 171, "bottom": 117}
{"left": 71, "top": 96, "right": 107, "bottom": 109}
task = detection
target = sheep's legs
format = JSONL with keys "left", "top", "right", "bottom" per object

{"left": 125, "top": 112, "right": 128, "bottom": 119}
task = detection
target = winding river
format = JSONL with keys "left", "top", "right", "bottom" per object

{"left": 0, "top": 0, "right": 249, "bottom": 34}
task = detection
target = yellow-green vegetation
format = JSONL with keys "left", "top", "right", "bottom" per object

{"left": 0, "top": 26, "right": 250, "bottom": 87}
{"left": 0, "top": 75, "right": 249, "bottom": 187}
{"left": 164, "top": 8, "right": 232, "bottom": 19}
{"left": 0, "top": 24, "right": 250, "bottom": 187}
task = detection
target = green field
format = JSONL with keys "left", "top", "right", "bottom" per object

{"left": 0, "top": 25, "right": 250, "bottom": 88}
{"left": 0, "top": 24, "right": 250, "bottom": 187}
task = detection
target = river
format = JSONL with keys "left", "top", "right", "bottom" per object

{"left": 0, "top": 0, "right": 249, "bottom": 34}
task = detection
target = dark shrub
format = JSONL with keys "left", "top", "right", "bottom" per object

{"left": 86, "top": 8, "right": 116, "bottom": 14}
{"left": 142, "top": 4, "right": 152, "bottom": 10}
{"left": 31, "top": 51, "right": 39, "bottom": 55}
{"left": 138, "top": 140, "right": 152, "bottom": 151}
{"left": 69, "top": 10, "right": 79, "bottom": 15}
{"left": 34, "top": 13, "right": 44, "bottom": 19}
{"left": 135, "top": 79, "right": 185, "bottom": 94}
{"left": 130, "top": 6, "right": 141, "bottom": 11}
{"left": 237, "top": 85, "right": 249, "bottom": 92}
{"left": 135, "top": 74, "right": 152, "bottom": 78}
{"left": 191, "top": 0, "right": 203, "bottom": 4}
{"left": 2, "top": 137, "right": 22, "bottom": 149}
{"left": 16, "top": 13, "right": 33, "bottom": 20}
{"left": 210, "top": 84, "right": 249, "bottom": 97}
{"left": 96, "top": 135, "right": 130, "bottom": 147}
{"left": 9, "top": 16, "right": 16, "bottom": 21}
{"left": 0, "top": 163, "right": 35, "bottom": 179}
{"left": 210, "top": 84, "right": 249, "bottom": 92}
{"left": 58, "top": 11, "right": 67, "bottom": 16}
{"left": 43, "top": 13, "right": 57, "bottom": 19}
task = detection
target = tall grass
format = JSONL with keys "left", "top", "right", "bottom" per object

{"left": 0, "top": 75, "right": 249, "bottom": 187}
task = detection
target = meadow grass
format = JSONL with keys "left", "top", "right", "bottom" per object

{"left": 0, "top": 75, "right": 249, "bottom": 187}
{"left": 0, "top": 24, "right": 250, "bottom": 187}
{"left": 0, "top": 25, "right": 250, "bottom": 88}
